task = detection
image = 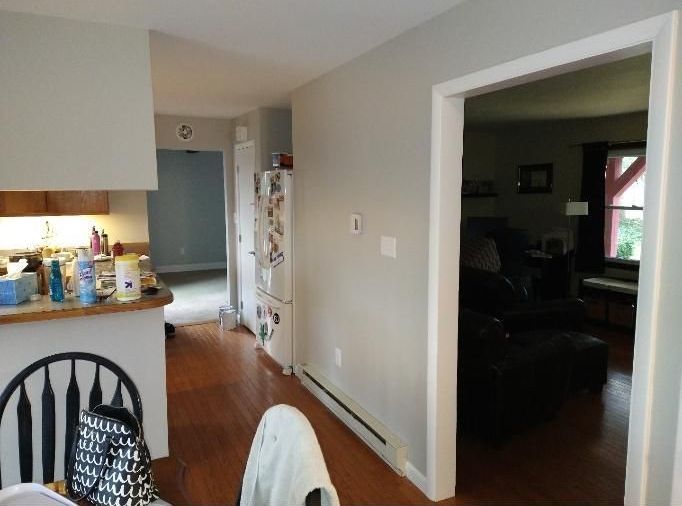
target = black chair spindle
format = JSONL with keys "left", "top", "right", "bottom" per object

{"left": 89, "top": 364, "right": 103, "bottom": 410}
{"left": 64, "top": 360, "right": 80, "bottom": 473}
{"left": 0, "top": 352, "right": 143, "bottom": 488}
{"left": 17, "top": 382, "right": 33, "bottom": 483}
{"left": 111, "top": 379, "right": 124, "bottom": 408}
{"left": 41, "top": 365, "right": 56, "bottom": 484}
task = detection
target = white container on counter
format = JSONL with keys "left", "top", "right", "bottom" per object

{"left": 115, "top": 254, "right": 141, "bottom": 302}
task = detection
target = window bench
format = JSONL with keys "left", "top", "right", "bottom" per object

{"left": 580, "top": 276, "right": 638, "bottom": 332}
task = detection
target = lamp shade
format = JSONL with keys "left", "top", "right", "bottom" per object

{"left": 564, "top": 201, "right": 589, "bottom": 216}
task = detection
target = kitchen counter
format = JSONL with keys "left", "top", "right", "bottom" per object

{"left": 0, "top": 283, "right": 173, "bottom": 325}
{"left": 0, "top": 281, "right": 172, "bottom": 486}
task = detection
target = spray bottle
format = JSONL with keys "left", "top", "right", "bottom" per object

{"left": 78, "top": 248, "right": 97, "bottom": 304}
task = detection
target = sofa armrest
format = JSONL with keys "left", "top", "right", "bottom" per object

{"left": 458, "top": 309, "right": 507, "bottom": 367}
{"left": 499, "top": 298, "right": 586, "bottom": 333}
{"left": 459, "top": 267, "right": 518, "bottom": 314}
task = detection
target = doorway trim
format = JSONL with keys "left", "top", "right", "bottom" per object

{"left": 426, "top": 11, "right": 678, "bottom": 503}
{"left": 234, "top": 140, "right": 256, "bottom": 327}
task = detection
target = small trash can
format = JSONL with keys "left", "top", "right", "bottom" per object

{"left": 218, "top": 305, "right": 238, "bottom": 331}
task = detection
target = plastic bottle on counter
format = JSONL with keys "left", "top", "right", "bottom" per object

{"left": 40, "top": 259, "right": 51, "bottom": 296}
{"left": 115, "top": 254, "right": 141, "bottom": 302}
{"left": 78, "top": 248, "right": 97, "bottom": 304}
{"left": 48, "top": 259, "right": 64, "bottom": 302}
{"left": 101, "top": 230, "right": 109, "bottom": 256}
{"left": 90, "top": 227, "right": 101, "bottom": 256}
{"left": 70, "top": 256, "right": 80, "bottom": 296}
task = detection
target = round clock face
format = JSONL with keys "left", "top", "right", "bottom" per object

{"left": 176, "top": 123, "right": 193, "bottom": 141}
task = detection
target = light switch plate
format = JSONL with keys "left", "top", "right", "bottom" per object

{"left": 380, "top": 235, "right": 397, "bottom": 258}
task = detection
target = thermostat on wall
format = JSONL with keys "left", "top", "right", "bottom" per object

{"left": 176, "top": 123, "right": 194, "bottom": 142}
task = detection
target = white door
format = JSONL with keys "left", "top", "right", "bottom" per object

{"left": 236, "top": 142, "right": 257, "bottom": 334}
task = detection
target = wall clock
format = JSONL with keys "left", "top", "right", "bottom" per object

{"left": 176, "top": 123, "right": 194, "bottom": 142}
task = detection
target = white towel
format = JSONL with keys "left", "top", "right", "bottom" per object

{"left": 240, "top": 404, "right": 340, "bottom": 506}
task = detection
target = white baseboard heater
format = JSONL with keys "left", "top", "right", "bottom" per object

{"left": 296, "top": 363, "right": 407, "bottom": 475}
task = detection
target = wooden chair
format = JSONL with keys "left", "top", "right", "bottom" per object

{"left": 0, "top": 352, "right": 142, "bottom": 488}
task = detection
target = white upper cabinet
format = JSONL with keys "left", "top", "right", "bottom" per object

{"left": 0, "top": 11, "right": 158, "bottom": 190}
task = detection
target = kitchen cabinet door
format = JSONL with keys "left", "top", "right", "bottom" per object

{"left": 46, "top": 191, "right": 109, "bottom": 215}
{"left": 0, "top": 191, "right": 48, "bottom": 216}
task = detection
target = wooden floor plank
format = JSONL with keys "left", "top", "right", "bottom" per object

{"left": 164, "top": 323, "right": 631, "bottom": 505}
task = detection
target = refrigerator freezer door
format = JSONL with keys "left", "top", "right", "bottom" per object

{"left": 255, "top": 288, "right": 293, "bottom": 372}
{"left": 255, "top": 170, "right": 293, "bottom": 302}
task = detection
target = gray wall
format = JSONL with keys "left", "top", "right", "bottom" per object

{"left": 291, "top": 0, "right": 681, "bottom": 489}
{"left": 234, "top": 107, "right": 292, "bottom": 172}
{"left": 148, "top": 150, "right": 227, "bottom": 268}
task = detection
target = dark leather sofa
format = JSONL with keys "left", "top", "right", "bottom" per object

{"left": 458, "top": 309, "right": 575, "bottom": 443}
{"left": 459, "top": 265, "right": 589, "bottom": 330}
{"left": 458, "top": 268, "right": 609, "bottom": 443}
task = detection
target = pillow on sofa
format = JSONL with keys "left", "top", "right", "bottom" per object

{"left": 461, "top": 237, "right": 502, "bottom": 272}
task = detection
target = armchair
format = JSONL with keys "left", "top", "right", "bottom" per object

{"left": 458, "top": 309, "right": 575, "bottom": 444}
{"left": 459, "top": 265, "right": 585, "bottom": 332}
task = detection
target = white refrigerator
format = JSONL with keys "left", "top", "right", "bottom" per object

{"left": 254, "top": 169, "right": 294, "bottom": 374}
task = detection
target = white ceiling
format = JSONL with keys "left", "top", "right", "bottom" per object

{"left": 466, "top": 53, "right": 652, "bottom": 125}
{"left": 0, "top": 0, "right": 464, "bottom": 118}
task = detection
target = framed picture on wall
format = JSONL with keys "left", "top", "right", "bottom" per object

{"left": 517, "top": 163, "right": 553, "bottom": 193}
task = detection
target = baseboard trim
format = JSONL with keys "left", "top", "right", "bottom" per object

{"left": 405, "top": 461, "right": 428, "bottom": 496}
{"left": 155, "top": 262, "right": 227, "bottom": 273}
{"left": 173, "top": 319, "right": 218, "bottom": 327}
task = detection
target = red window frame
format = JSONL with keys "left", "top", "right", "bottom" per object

{"left": 604, "top": 154, "right": 646, "bottom": 259}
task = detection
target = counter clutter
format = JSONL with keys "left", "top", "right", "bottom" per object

{"left": 0, "top": 240, "right": 157, "bottom": 307}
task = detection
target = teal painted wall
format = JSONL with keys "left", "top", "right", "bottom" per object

{"left": 148, "top": 150, "right": 227, "bottom": 268}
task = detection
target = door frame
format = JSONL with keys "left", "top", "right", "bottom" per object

{"left": 150, "top": 148, "right": 230, "bottom": 275}
{"left": 426, "top": 12, "right": 679, "bottom": 503}
{"left": 234, "top": 140, "right": 256, "bottom": 327}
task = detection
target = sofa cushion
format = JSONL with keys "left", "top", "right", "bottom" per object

{"left": 460, "top": 237, "right": 501, "bottom": 272}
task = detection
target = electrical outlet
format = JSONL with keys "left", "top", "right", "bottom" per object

{"left": 334, "top": 348, "right": 342, "bottom": 368}
{"left": 179, "top": 247, "right": 185, "bottom": 255}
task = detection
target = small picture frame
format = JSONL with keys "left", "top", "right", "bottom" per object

{"left": 517, "top": 163, "right": 553, "bottom": 193}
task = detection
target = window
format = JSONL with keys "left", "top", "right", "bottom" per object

{"left": 605, "top": 147, "right": 646, "bottom": 261}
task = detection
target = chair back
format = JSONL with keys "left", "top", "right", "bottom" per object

{"left": 237, "top": 404, "right": 337, "bottom": 506}
{"left": 0, "top": 352, "right": 142, "bottom": 487}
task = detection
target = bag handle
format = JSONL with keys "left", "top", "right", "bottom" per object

{"left": 91, "top": 404, "right": 143, "bottom": 438}
{"left": 65, "top": 423, "right": 112, "bottom": 502}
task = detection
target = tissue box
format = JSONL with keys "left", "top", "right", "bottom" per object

{"left": 0, "top": 272, "right": 38, "bottom": 305}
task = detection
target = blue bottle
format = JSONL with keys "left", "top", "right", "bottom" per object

{"left": 49, "top": 259, "right": 64, "bottom": 302}
{"left": 77, "top": 248, "right": 97, "bottom": 304}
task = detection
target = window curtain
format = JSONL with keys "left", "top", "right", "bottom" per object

{"left": 575, "top": 142, "right": 608, "bottom": 272}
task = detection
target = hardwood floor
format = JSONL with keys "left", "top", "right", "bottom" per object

{"left": 165, "top": 324, "right": 429, "bottom": 505}
{"left": 455, "top": 325, "right": 632, "bottom": 505}
{"left": 164, "top": 323, "right": 632, "bottom": 505}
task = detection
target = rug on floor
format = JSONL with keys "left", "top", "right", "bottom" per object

{"left": 160, "top": 269, "right": 228, "bottom": 326}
